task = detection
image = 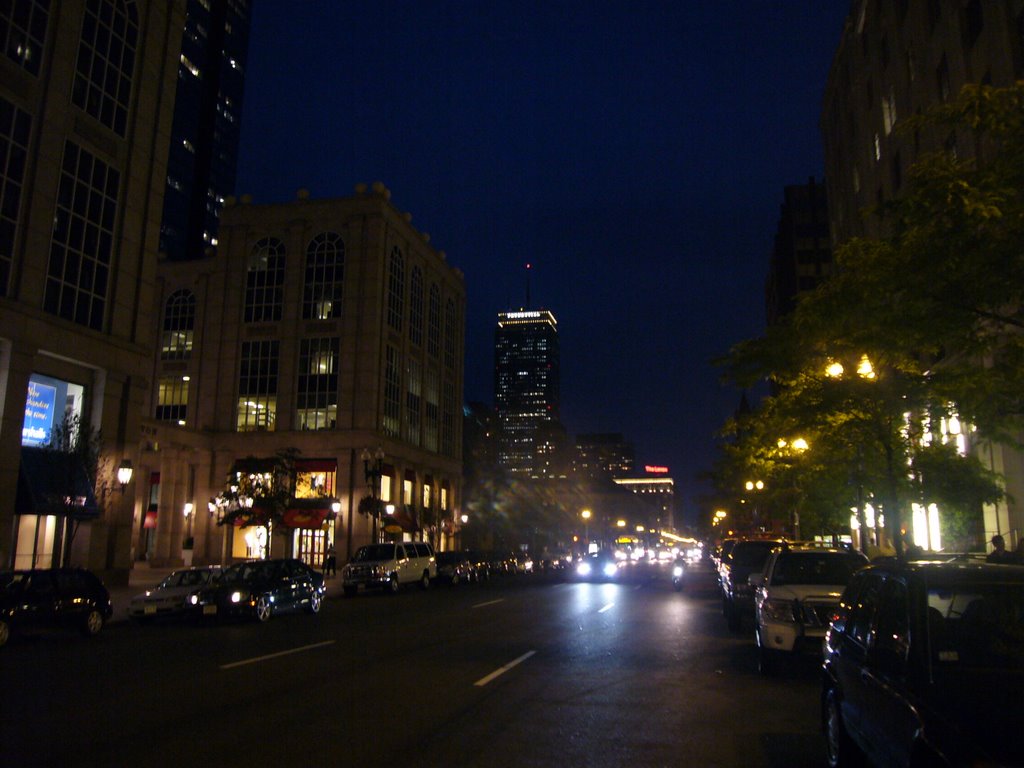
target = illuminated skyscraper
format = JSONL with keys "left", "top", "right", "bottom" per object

{"left": 159, "top": 0, "right": 251, "bottom": 261}
{"left": 494, "top": 309, "right": 560, "bottom": 476}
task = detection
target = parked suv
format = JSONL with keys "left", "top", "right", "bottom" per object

{"left": 720, "top": 538, "right": 785, "bottom": 631}
{"left": 342, "top": 541, "right": 437, "bottom": 596}
{"left": 1, "top": 567, "right": 113, "bottom": 647}
{"left": 822, "top": 559, "right": 1024, "bottom": 768}
{"left": 750, "top": 545, "right": 868, "bottom": 674}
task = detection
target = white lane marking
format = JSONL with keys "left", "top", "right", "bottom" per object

{"left": 472, "top": 599, "right": 505, "bottom": 609}
{"left": 220, "top": 640, "right": 336, "bottom": 670}
{"left": 473, "top": 650, "right": 536, "bottom": 687}
{"left": 598, "top": 602, "right": 615, "bottom": 613}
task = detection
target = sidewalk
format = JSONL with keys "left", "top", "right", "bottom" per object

{"left": 107, "top": 562, "right": 344, "bottom": 624}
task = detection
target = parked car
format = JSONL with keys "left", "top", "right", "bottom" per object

{"left": 191, "top": 558, "right": 324, "bottom": 622}
{"left": 720, "top": 538, "right": 785, "bottom": 631}
{"left": 342, "top": 541, "right": 437, "bottom": 596}
{"left": 128, "top": 566, "right": 221, "bottom": 623}
{"left": 435, "top": 551, "right": 477, "bottom": 585}
{"left": 822, "top": 559, "right": 1024, "bottom": 768}
{"left": 750, "top": 546, "right": 868, "bottom": 674}
{"left": 1, "top": 567, "right": 113, "bottom": 647}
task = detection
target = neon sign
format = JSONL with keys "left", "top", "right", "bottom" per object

{"left": 644, "top": 465, "right": 669, "bottom": 474}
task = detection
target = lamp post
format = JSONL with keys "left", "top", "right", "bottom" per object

{"left": 581, "top": 509, "right": 591, "bottom": 551}
{"left": 744, "top": 479, "right": 765, "bottom": 532}
{"left": 362, "top": 447, "right": 385, "bottom": 543}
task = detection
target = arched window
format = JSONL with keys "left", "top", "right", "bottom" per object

{"left": 1, "top": 0, "right": 50, "bottom": 75}
{"left": 386, "top": 247, "right": 404, "bottom": 331}
{"left": 409, "top": 266, "right": 423, "bottom": 346}
{"left": 427, "top": 284, "right": 440, "bottom": 357}
{"left": 244, "top": 237, "right": 285, "bottom": 322}
{"left": 72, "top": 0, "right": 138, "bottom": 136}
{"left": 303, "top": 232, "right": 344, "bottom": 320}
{"left": 161, "top": 289, "right": 195, "bottom": 359}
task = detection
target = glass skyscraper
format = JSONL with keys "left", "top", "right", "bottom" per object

{"left": 159, "top": 0, "right": 251, "bottom": 261}
{"left": 494, "top": 309, "right": 560, "bottom": 476}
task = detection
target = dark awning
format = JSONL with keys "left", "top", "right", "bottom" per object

{"left": 15, "top": 447, "right": 99, "bottom": 520}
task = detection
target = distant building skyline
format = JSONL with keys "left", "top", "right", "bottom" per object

{"left": 494, "top": 309, "right": 561, "bottom": 477}
{"left": 159, "top": 0, "right": 251, "bottom": 261}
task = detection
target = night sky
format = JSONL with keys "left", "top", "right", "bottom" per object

{"left": 234, "top": 1, "right": 852, "bottom": 522}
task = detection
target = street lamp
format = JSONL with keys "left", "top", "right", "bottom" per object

{"left": 362, "top": 447, "right": 385, "bottom": 543}
{"left": 116, "top": 459, "right": 133, "bottom": 492}
{"left": 581, "top": 509, "right": 591, "bottom": 550}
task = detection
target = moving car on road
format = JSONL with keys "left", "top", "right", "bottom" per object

{"left": 128, "top": 566, "right": 221, "bottom": 623}
{"left": 573, "top": 551, "right": 621, "bottom": 582}
{"left": 192, "top": 558, "right": 324, "bottom": 622}
{"left": 822, "top": 559, "right": 1024, "bottom": 768}
{"left": 750, "top": 545, "right": 867, "bottom": 673}
{"left": 1, "top": 567, "right": 113, "bottom": 647}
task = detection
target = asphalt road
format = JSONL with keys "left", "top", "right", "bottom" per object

{"left": 0, "top": 562, "right": 826, "bottom": 767}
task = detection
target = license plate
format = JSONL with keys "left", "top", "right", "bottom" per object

{"left": 144, "top": 605, "right": 156, "bottom": 615}
{"left": 203, "top": 605, "right": 217, "bottom": 615}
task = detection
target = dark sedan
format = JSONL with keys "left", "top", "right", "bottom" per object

{"left": 191, "top": 558, "right": 325, "bottom": 623}
{"left": 1, "top": 567, "right": 113, "bottom": 647}
{"left": 822, "top": 559, "right": 1024, "bottom": 768}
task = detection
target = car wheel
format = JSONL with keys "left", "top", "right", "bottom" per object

{"left": 81, "top": 609, "right": 104, "bottom": 637}
{"left": 387, "top": 574, "right": 400, "bottom": 594}
{"left": 306, "top": 591, "right": 322, "bottom": 614}
{"left": 0, "top": 618, "right": 9, "bottom": 647}
{"left": 825, "top": 688, "right": 862, "bottom": 768}
{"left": 419, "top": 571, "right": 430, "bottom": 590}
{"left": 343, "top": 585, "right": 358, "bottom": 597}
{"left": 255, "top": 595, "right": 273, "bottom": 622}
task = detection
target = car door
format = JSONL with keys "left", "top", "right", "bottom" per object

{"left": 833, "top": 571, "right": 884, "bottom": 759}
{"left": 287, "top": 560, "right": 314, "bottom": 605}
{"left": 859, "top": 576, "right": 918, "bottom": 768}
{"left": 21, "top": 571, "right": 58, "bottom": 632}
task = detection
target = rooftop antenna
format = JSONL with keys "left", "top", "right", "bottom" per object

{"left": 525, "top": 262, "right": 532, "bottom": 309}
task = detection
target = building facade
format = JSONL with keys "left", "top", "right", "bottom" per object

{"left": 159, "top": 0, "right": 250, "bottom": 262}
{"left": 820, "top": 0, "right": 1024, "bottom": 549}
{"left": 494, "top": 309, "right": 561, "bottom": 477}
{"left": 573, "top": 433, "right": 635, "bottom": 480}
{"left": 0, "top": 2, "right": 183, "bottom": 577}
{"left": 142, "top": 184, "right": 465, "bottom": 566}
{"left": 765, "top": 178, "right": 832, "bottom": 327}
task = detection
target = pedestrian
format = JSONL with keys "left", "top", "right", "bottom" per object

{"left": 323, "top": 541, "right": 337, "bottom": 577}
{"left": 986, "top": 534, "right": 1010, "bottom": 563}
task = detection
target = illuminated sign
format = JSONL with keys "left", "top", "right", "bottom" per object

{"left": 22, "top": 380, "right": 57, "bottom": 446}
{"left": 644, "top": 465, "right": 669, "bottom": 474}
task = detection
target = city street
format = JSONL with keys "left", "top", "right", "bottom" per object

{"left": 1, "top": 563, "right": 825, "bottom": 767}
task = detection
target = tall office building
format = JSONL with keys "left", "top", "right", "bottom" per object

{"left": 820, "top": 0, "right": 1024, "bottom": 548}
{"left": 574, "top": 433, "right": 635, "bottom": 480}
{"left": 159, "top": 0, "right": 251, "bottom": 261}
{"left": 765, "top": 178, "right": 832, "bottom": 327}
{"left": 0, "top": 2, "right": 183, "bottom": 573}
{"left": 494, "top": 309, "right": 560, "bottom": 476}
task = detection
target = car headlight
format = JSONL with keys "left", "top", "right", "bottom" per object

{"left": 189, "top": 594, "right": 199, "bottom": 606}
{"left": 762, "top": 598, "right": 799, "bottom": 623}
{"left": 231, "top": 590, "right": 246, "bottom": 604}
{"left": 602, "top": 562, "right": 618, "bottom": 578}
{"left": 577, "top": 562, "right": 592, "bottom": 577}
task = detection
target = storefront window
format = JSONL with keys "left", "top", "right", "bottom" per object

{"left": 21, "top": 374, "right": 84, "bottom": 447}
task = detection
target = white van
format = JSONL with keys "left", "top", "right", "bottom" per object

{"left": 341, "top": 542, "right": 436, "bottom": 596}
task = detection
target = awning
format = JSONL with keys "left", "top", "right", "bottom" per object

{"left": 283, "top": 499, "right": 336, "bottom": 529}
{"left": 383, "top": 505, "right": 420, "bottom": 534}
{"left": 15, "top": 447, "right": 99, "bottom": 520}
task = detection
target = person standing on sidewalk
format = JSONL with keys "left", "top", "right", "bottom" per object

{"left": 323, "top": 542, "right": 337, "bottom": 577}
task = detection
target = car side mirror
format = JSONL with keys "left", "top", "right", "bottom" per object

{"left": 748, "top": 573, "right": 764, "bottom": 588}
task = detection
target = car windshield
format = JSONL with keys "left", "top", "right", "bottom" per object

{"left": 928, "top": 581, "right": 1024, "bottom": 671}
{"left": 353, "top": 544, "right": 397, "bottom": 562}
{"left": 731, "top": 542, "right": 779, "bottom": 567}
{"left": 1, "top": 572, "right": 28, "bottom": 593}
{"left": 160, "top": 569, "right": 213, "bottom": 589}
{"left": 770, "top": 552, "right": 866, "bottom": 586}
{"left": 220, "top": 562, "right": 277, "bottom": 584}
